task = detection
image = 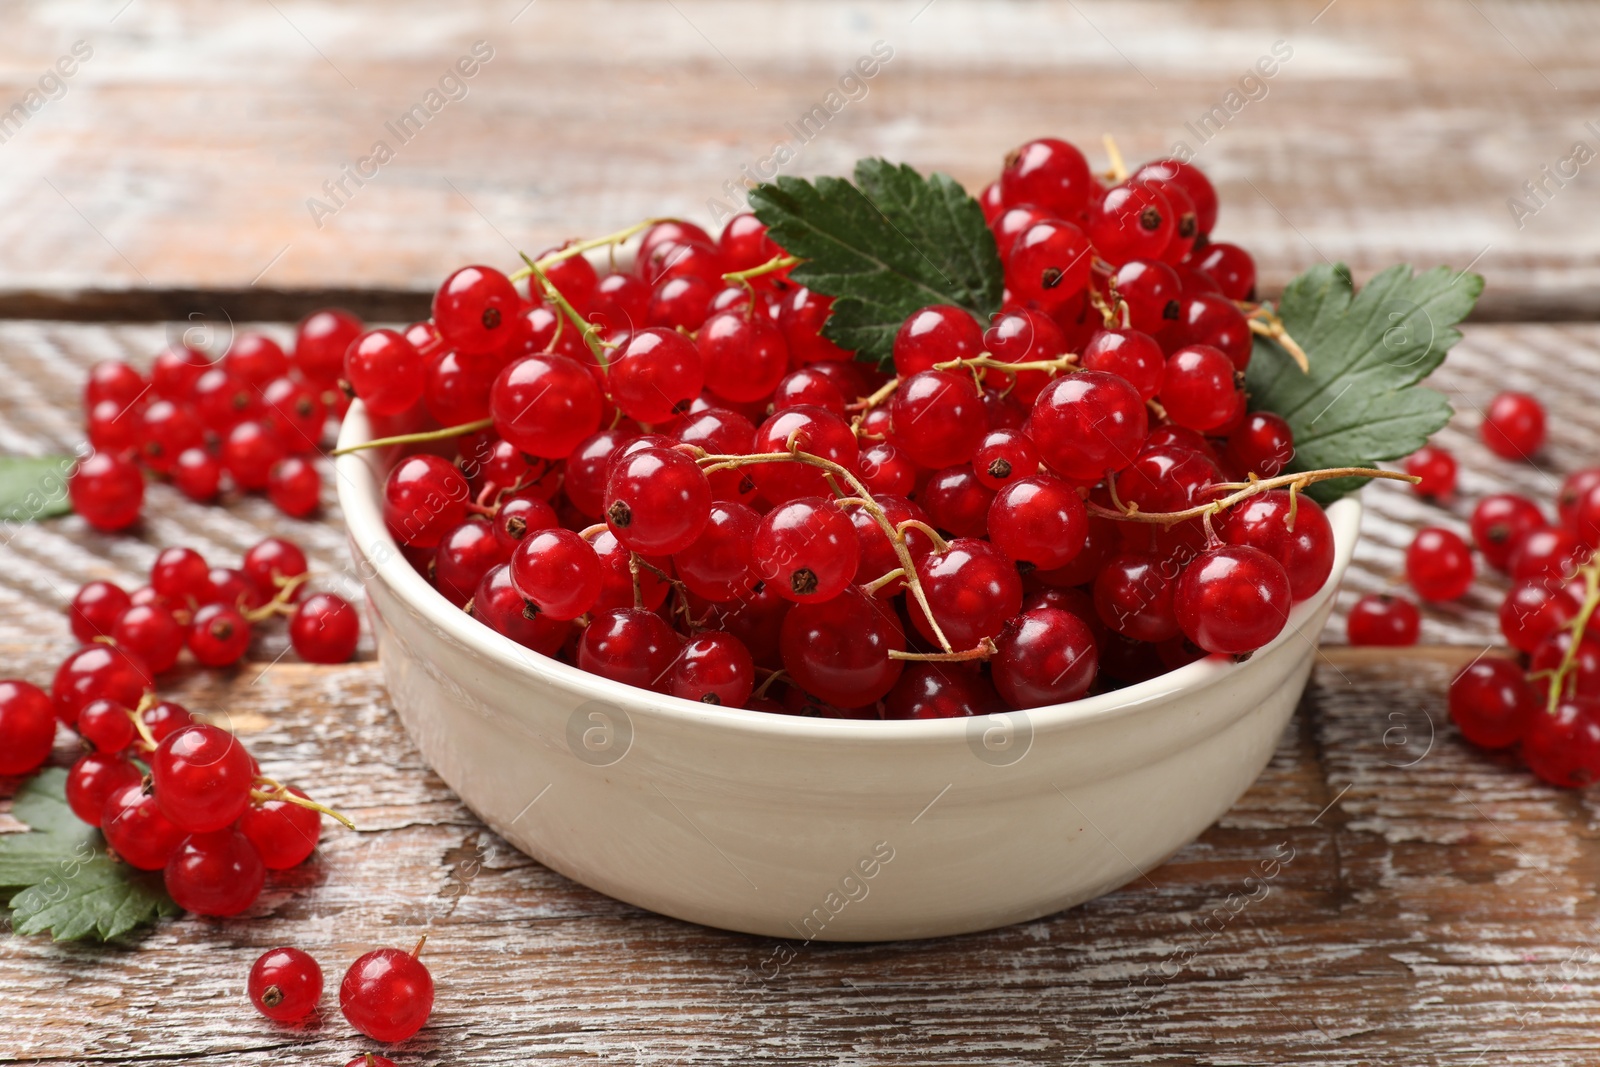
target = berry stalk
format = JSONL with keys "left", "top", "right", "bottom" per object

{"left": 1089, "top": 466, "right": 1417, "bottom": 526}
{"left": 1543, "top": 557, "right": 1600, "bottom": 714}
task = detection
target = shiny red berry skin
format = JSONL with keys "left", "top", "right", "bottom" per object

{"left": 433, "top": 265, "right": 519, "bottom": 355}
{"left": 470, "top": 564, "right": 569, "bottom": 656}
{"left": 586, "top": 529, "right": 672, "bottom": 613}
{"left": 172, "top": 447, "right": 223, "bottom": 501}
{"left": 87, "top": 397, "right": 140, "bottom": 452}
{"left": 508, "top": 529, "right": 603, "bottom": 621}
{"left": 697, "top": 310, "right": 790, "bottom": 404}
{"left": 1510, "top": 526, "right": 1588, "bottom": 583}
{"left": 1346, "top": 593, "right": 1420, "bottom": 646}
{"left": 490, "top": 353, "right": 604, "bottom": 459}
{"left": 1531, "top": 631, "right": 1600, "bottom": 704}
{"left": 909, "top": 538, "right": 1024, "bottom": 650}
{"left": 777, "top": 287, "right": 851, "bottom": 364}
{"left": 675, "top": 406, "right": 758, "bottom": 503}
{"left": 1029, "top": 370, "right": 1147, "bottom": 484}
{"left": 151, "top": 723, "right": 256, "bottom": 832}
{"left": 749, "top": 406, "right": 860, "bottom": 503}
{"left": 920, "top": 465, "right": 994, "bottom": 539}
{"left": 1000, "top": 138, "right": 1094, "bottom": 217}
{"left": 1470, "top": 493, "right": 1545, "bottom": 571}
{"left": 1081, "top": 328, "right": 1165, "bottom": 401}
{"left": 219, "top": 333, "right": 287, "bottom": 388}
{"left": 150, "top": 345, "right": 210, "bottom": 401}
{"left": 1499, "top": 580, "right": 1580, "bottom": 654}
{"left": 262, "top": 376, "right": 327, "bottom": 453}
{"left": 673, "top": 502, "right": 760, "bottom": 602}
{"left": 647, "top": 275, "right": 715, "bottom": 331}
{"left": 69, "top": 451, "right": 144, "bottom": 530}
{"left": 243, "top": 537, "right": 308, "bottom": 600}
{"left": 1094, "top": 554, "right": 1180, "bottom": 643}
{"left": 983, "top": 309, "right": 1065, "bottom": 405}
{"left": 972, "top": 429, "right": 1039, "bottom": 491}
{"left": 101, "top": 780, "right": 187, "bottom": 870}
{"left": 892, "top": 305, "right": 986, "bottom": 377}
{"left": 1174, "top": 545, "right": 1293, "bottom": 655}
{"left": 294, "top": 309, "right": 364, "bottom": 387}
{"left": 0, "top": 680, "right": 56, "bottom": 776}
{"left": 222, "top": 420, "right": 287, "bottom": 491}
{"left": 1087, "top": 181, "right": 1175, "bottom": 265}
{"left": 532, "top": 243, "right": 600, "bottom": 310}
{"left": 150, "top": 546, "right": 209, "bottom": 603}
{"left": 1481, "top": 390, "right": 1546, "bottom": 460}
{"left": 382, "top": 455, "right": 470, "bottom": 550}
{"left": 165, "top": 828, "right": 265, "bottom": 916}
{"left": 604, "top": 445, "right": 712, "bottom": 555}
{"left": 987, "top": 475, "right": 1087, "bottom": 569}
{"left": 1523, "top": 699, "right": 1600, "bottom": 788}
{"left": 85, "top": 359, "right": 147, "bottom": 410}
{"left": 188, "top": 603, "right": 252, "bottom": 666}
{"left": 138, "top": 400, "right": 205, "bottom": 474}
{"left": 1403, "top": 445, "right": 1457, "bottom": 498}
{"left": 343, "top": 329, "right": 425, "bottom": 416}
{"left": 1171, "top": 295, "right": 1252, "bottom": 371}
{"left": 668, "top": 632, "right": 755, "bottom": 707}
{"left": 1558, "top": 469, "right": 1600, "bottom": 531}
{"left": 890, "top": 370, "right": 986, "bottom": 469}
{"left": 1006, "top": 219, "right": 1093, "bottom": 308}
{"left": 434, "top": 519, "right": 509, "bottom": 607}
{"left": 772, "top": 366, "right": 846, "bottom": 416}
{"left": 577, "top": 607, "right": 683, "bottom": 691}
{"left": 78, "top": 698, "right": 135, "bottom": 753}
{"left": 857, "top": 441, "right": 916, "bottom": 497}
{"left": 340, "top": 947, "right": 435, "bottom": 1043}
{"left": 1130, "top": 158, "right": 1219, "bottom": 235}
{"left": 112, "top": 603, "right": 185, "bottom": 673}
{"left": 609, "top": 327, "right": 705, "bottom": 424}
{"left": 192, "top": 368, "right": 261, "bottom": 433}
{"left": 1160, "top": 345, "right": 1241, "bottom": 432}
{"left": 1219, "top": 490, "right": 1335, "bottom": 602}
{"left": 290, "top": 593, "right": 360, "bottom": 663}
{"left": 752, "top": 497, "right": 858, "bottom": 603}
{"left": 883, "top": 662, "right": 1002, "bottom": 720}
{"left": 268, "top": 456, "right": 322, "bottom": 517}
{"left": 590, "top": 271, "right": 651, "bottom": 332}
{"left": 69, "top": 581, "right": 131, "bottom": 643}
{"left": 66, "top": 752, "right": 142, "bottom": 826}
{"left": 780, "top": 586, "right": 906, "bottom": 708}
{"left": 1224, "top": 411, "right": 1295, "bottom": 479}
{"left": 239, "top": 788, "right": 323, "bottom": 869}
{"left": 1194, "top": 242, "right": 1256, "bottom": 300}
{"left": 142, "top": 700, "right": 194, "bottom": 742}
{"left": 718, "top": 212, "right": 781, "bottom": 272}
{"left": 51, "top": 643, "right": 149, "bottom": 728}
{"left": 249, "top": 946, "right": 324, "bottom": 1023}
{"left": 991, "top": 607, "right": 1098, "bottom": 709}
{"left": 1110, "top": 260, "right": 1184, "bottom": 337}
{"left": 1405, "top": 527, "right": 1475, "bottom": 602}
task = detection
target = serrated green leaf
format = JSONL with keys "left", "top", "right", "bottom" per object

{"left": 750, "top": 159, "right": 1002, "bottom": 367}
{"left": 1, "top": 768, "right": 181, "bottom": 941}
{"left": 1246, "top": 263, "right": 1483, "bottom": 504}
{"left": 0, "top": 454, "right": 76, "bottom": 523}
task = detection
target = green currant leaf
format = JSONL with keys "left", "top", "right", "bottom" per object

{"left": 1246, "top": 263, "right": 1484, "bottom": 505}
{"left": 0, "top": 454, "right": 76, "bottom": 523}
{"left": 1, "top": 769, "right": 181, "bottom": 942}
{"left": 750, "top": 158, "right": 1003, "bottom": 368}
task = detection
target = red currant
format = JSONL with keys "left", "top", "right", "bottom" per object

{"left": 51, "top": 643, "right": 149, "bottom": 727}
{"left": 1481, "top": 390, "right": 1546, "bottom": 460}
{"left": 172, "top": 447, "right": 223, "bottom": 502}
{"left": 1159, "top": 345, "right": 1241, "bottom": 432}
{"left": 1218, "top": 491, "right": 1335, "bottom": 602}
{"left": 992, "top": 607, "right": 1098, "bottom": 708}
{"left": 1000, "top": 138, "right": 1093, "bottom": 217}
{"left": 909, "top": 538, "right": 1024, "bottom": 650}
{"left": 434, "top": 265, "right": 519, "bottom": 354}
{"left": 1194, "top": 242, "right": 1256, "bottom": 300}
{"left": 239, "top": 787, "right": 323, "bottom": 869}
{"left": 577, "top": 607, "right": 682, "bottom": 691}
{"left": 1510, "top": 526, "right": 1588, "bottom": 583}
{"left": 749, "top": 406, "right": 860, "bottom": 503}
{"left": 697, "top": 310, "right": 790, "bottom": 404}
{"left": 470, "top": 564, "right": 570, "bottom": 656}
{"left": 890, "top": 370, "right": 986, "bottom": 469}
{"left": 165, "top": 828, "right": 265, "bottom": 916}
{"left": 892, "top": 305, "right": 986, "bottom": 377}
{"left": 0, "top": 680, "right": 56, "bottom": 776}
{"left": 1081, "top": 328, "right": 1165, "bottom": 401}
{"left": 1174, "top": 545, "right": 1292, "bottom": 655}
{"left": 1499, "top": 580, "right": 1580, "bottom": 653}
{"left": 69, "top": 450, "right": 144, "bottom": 531}
{"left": 780, "top": 586, "right": 905, "bottom": 707}
{"left": 149, "top": 344, "right": 210, "bottom": 400}
{"left": 191, "top": 368, "right": 261, "bottom": 433}
{"left": 1006, "top": 219, "right": 1092, "bottom": 308}
{"left": 111, "top": 603, "right": 185, "bottom": 673}
{"left": 1223, "top": 411, "right": 1294, "bottom": 480}
{"left": 1087, "top": 181, "right": 1175, "bottom": 265}
{"left": 222, "top": 420, "right": 287, "bottom": 491}
{"left": 1346, "top": 593, "right": 1420, "bottom": 646}
{"left": 101, "top": 779, "right": 186, "bottom": 870}
{"left": 84, "top": 359, "right": 147, "bottom": 410}
{"left": 1129, "top": 158, "right": 1219, "bottom": 235}
{"left": 490, "top": 354, "right": 603, "bottom": 459}
{"left": 1110, "top": 260, "right": 1183, "bottom": 337}
{"left": 268, "top": 456, "right": 322, "bottom": 517}
{"left": 343, "top": 329, "right": 425, "bottom": 416}
{"left": 1029, "top": 370, "right": 1147, "bottom": 484}
{"left": 668, "top": 632, "right": 755, "bottom": 707}
{"left": 1094, "top": 554, "right": 1180, "bottom": 643}
{"left": 151, "top": 723, "right": 256, "bottom": 832}
{"left": 69, "top": 580, "right": 131, "bottom": 643}
{"left": 987, "top": 475, "right": 1087, "bottom": 569}
{"left": 383, "top": 455, "right": 470, "bottom": 550}
{"left": 66, "top": 751, "right": 141, "bottom": 826}
{"left": 752, "top": 496, "right": 858, "bottom": 603}
{"left": 249, "top": 946, "right": 324, "bottom": 1023}
{"left": 340, "top": 944, "right": 435, "bottom": 1043}
{"left": 604, "top": 445, "right": 712, "bottom": 555}
{"left": 294, "top": 309, "right": 364, "bottom": 388}
{"left": 243, "top": 537, "right": 308, "bottom": 600}
{"left": 1522, "top": 699, "right": 1600, "bottom": 788}
{"left": 1403, "top": 445, "right": 1457, "bottom": 498}
{"left": 290, "top": 593, "right": 360, "bottom": 663}
{"left": 1471, "top": 493, "right": 1546, "bottom": 572}
{"left": 673, "top": 502, "right": 760, "bottom": 602}
{"left": 188, "top": 603, "right": 252, "bottom": 666}
{"left": 508, "top": 529, "right": 603, "bottom": 620}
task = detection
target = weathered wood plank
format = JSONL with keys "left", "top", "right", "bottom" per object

{"left": 2, "top": 0, "right": 1598, "bottom": 316}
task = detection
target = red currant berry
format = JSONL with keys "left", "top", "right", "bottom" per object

{"left": 69, "top": 581, "right": 131, "bottom": 643}
{"left": 1510, "top": 526, "right": 1588, "bottom": 583}
{"left": 69, "top": 451, "right": 144, "bottom": 531}
{"left": 165, "top": 827, "right": 265, "bottom": 916}
{"left": 111, "top": 603, "right": 185, "bottom": 673}
{"left": 51, "top": 643, "right": 149, "bottom": 728}
{"left": 343, "top": 329, "right": 425, "bottom": 416}
{"left": 220, "top": 333, "right": 288, "bottom": 388}
{"left": 142, "top": 700, "right": 195, "bottom": 742}
{"left": 1567, "top": 482, "right": 1600, "bottom": 549}
{"left": 991, "top": 204, "right": 1053, "bottom": 257}
{"left": 1531, "top": 631, "right": 1600, "bottom": 703}
{"left": 290, "top": 593, "right": 360, "bottom": 663}
{"left": 1114, "top": 443, "right": 1220, "bottom": 515}
{"left": 982, "top": 309, "right": 1065, "bottom": 405}
{"left": 149, "top": 344, "right": 210, "bottom": 400}
{"left": 84, "top": 359, "right": 147, "bottom": 410}
{"left": 66, "top": 751, "right": 142, "bottom": 826}
{"left": 151, "top": 723, "right": 256, "bottom": 832}
{"left": 1000, "top": 138, "right": 1093, "bottom": 217}
{"left": 909, "top": 538, "right": 1024, "bottom": 650}
{"left": 1194, "top": 242, "right": 1255, "bottom": 300}
{"left": 1110, "top": 260, "right": 1184, "bottom": 337}
{"left": 1481, "top": 390, "right": 1546, "bottom": 460}
{"left": 668, "top": 632, "right": 755, "bottom": 707}
{"left": 749, "top": 406, "right": 860, "bottom": 503}
{"left": 1499, "top": 580, "right": 1581, "bottom": 654}
{"left": 1087, "top": 181, "right": 1174, "bottom": 265}
{"left": 1094, "top": 554, "right": 1180, "bottom": 643}
{"left": 1218, "top": 490, "right": 1335, "bottom": 602}
{"left": 718, "top": 212, "right": 781, "bottom": 272}
{"left": 1030, "top": 370, "right": 1147, "bottom": 484}
{"left": 471, "top": 564, "right": 570, "bottom": 656}
{"left": 383, "top": 455, "right": 470, "bottom": 550}
{"left": 1558, "top": 469, "right": 1600, "bottom": 531}
{"left": 341, "top": 945, "right": 435, "bottom": 1043}
{"left": 433, "top": 265, "right": 519, "bottom": 354}
{"left": 889, "top": 370, "right": 986, "bottom": 469}
{"left": 1130, "top": 158, "right": 1219, "bottom": 235}
{"left": 294, "top": 309, "right": 364, "bottom": 388}
{"left": 675, "top": 406, "right": 758, "bottom": 503}
{"left": 222, "top": 420, "right": 287, "bottom": 492}
{"left": 585, "top": 528, "right": 672, "bottom": 614}
{"left": 239, "top": 787, "right": 323, "bottom": 869}
{"left": 972, "top": 429, "right": 1039, "bottom": 491}
{"left": 1174, "top": 544, "right": 1293, "bottom": 655}
{"left": 268, "top": 456, "right": 322, "bottom": 517}
{"left": 777, "top": 286, "right": 850, "bottom": 364}
{"left": 491, "top": 354, "right": 603, "bottom": 459}
{"left": 590, "top": 271, "right": 651, "bottom": 332}
{"left": 101, "top": 779, "right": 186, "bottom": 870}
{"left": 1171, "top": 294, "right": 1252, "bottom": 371}
{"left": 150, "top": 546, "right": 209, "bottom": 603}
{"left": 345, "top": 1056, "right": 398, "bottom": 1067}
{"left": 1403, "top": 445, "right": 1457, "bottom": 498}
{"left": 1522, "top": 699, "right": 1600, "bottom": 788}
{"left": 1081, "top": 328, "right": 1165, "bottom": 401}
{"left": 87, "top": 397, "right": 140, "bottom": 452}
{"left": 434, "top": 519, "right": 510, "bottom": 607}
{"left": 988, "top": 475, "right": 1087, "bottom": 569}
{"left": 697, "top": 309, "right": 790, "bottom": 404}
{"left": 139, "top": 399, "right": 205, "bottom": 474}
{"left": 577, "top": 607, "right": 683, "bottom": 691}
{"left": 1153, "top": 181, "right": 1199, "bottom": 263}
{"left": 1159, "top": 345, "right": 1241, "bottom": 432}
{"left": 1006, "top": 219, "right": 1092, "bottom": 308}
{"left": 78, "top": 697, "right": 136, "bottom": 753}
{"left": 172, "top": 447, "right": 222, "bottom": 501}
{"left": 507, "top": 529, "right": 603, "bottom": 621}
{"left": 1471, "top": 493, "right": 1546, "bottom": 572}
{"left": 188, "top": 603, "right": 252, "bottom": 666}
{"left": 1346, "top": 593, "right": 1420, "bottom": 646}
{"left": 892, "top": 305, "right": 986, "bottom": 377}
{"left": 604, "top": 445, "right": 712, "bottom": 555}
{"left": 1405, "top": 527, "right": 1475, "bottom": 602}
{"left": 243, "top": 537, "right": 308, "bottom": 601}
{"left": 752, "top": 497, "right": 858, "bottom": 603}
{"left": 883, "top": 662, "right": 1002, "bottom": 719}
{"left": 263, "top": 376, "right": 328, "bottom": 453}
{"left": 780, "top": 586, "right": 906, "bottom": 707}
{"left": 991, "top": 606, "right": 1099, "bottom": 709}
{"left": 249, "top": 946, "right": 324, "bottom": 1023}
{"left": 672, "top": 502, "right": 759, "bottom": 603}
{"left": 920, "top": 464, "right": 993, "bottom": 539}
{"left": 533, "top": 244, "right": 600, "bottom": 310}
{"left": 856, "top": 441, "right": 916, "bottom": 497}
{"left": 647, "top": 275, "right": 715, "bottom": 331}
{"left": 1223, "top": 411, "right": 1294, "bottom": 480}
{"left": 608, "top": 327, "right": 704, "bottom": 424}
{"left": 563, "top": 429, "right": 631, "bottom": 518}
{"left": 0, "top": 680, "right": 56, "bottom": 776}
{"left": 191, "top": 367, "right": 260, "bottom": 433}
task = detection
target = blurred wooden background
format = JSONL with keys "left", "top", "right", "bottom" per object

{"left": 5, "top": 2, "right": 1600, "bottom": 1065}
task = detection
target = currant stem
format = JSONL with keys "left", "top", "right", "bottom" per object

{"left": 252, "top": 776, "right": 358, "bottom": 831}
{"left": 1086, "top": 467, "right": 1417, "bottom": 526}
{"left": 507, "top": 218, "right": 667, "bottom": 281}
{"left": 751, "top": 667, "right": 788, "bottom": 700}
{"left": 1546, "top": 558, "right": 1600, "bottom": 713}
{"left": 722, "top": 254, "right": 800, "bottom": 285}
{"left": 1102, "top": 134, "right": 1129, "bottom": 183}
{"left": 412, "top": 933, "right": 428, "bottom": 959}
{"left": 889, "top": 638, "right": 996, "bottom": 663}
{"left": 330, "top": 417, "right": 495, "bottom": 457}
{"left": 1241, "top": 303, "right": 1311, "bottom": 374}
{"left": 895, "top": 519, "right": 951, "bottom": 555}
{"left": 522, "top": 254, "right": 608, "bottom": 370}
{"left": 126, "top": 695, "right": 159, "bottom": 752}
{"left": 243, "top": 571, "right": 311, "bottom": 622}
{"left": 860, "top": 567, "right": 906, "bottom": 596}
{"left": 931, "top": 353, "right": 1078, "bottom": 377}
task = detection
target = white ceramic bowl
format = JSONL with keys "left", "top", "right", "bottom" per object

{"left": 337, "top": 403, "right": 1360, "bottom": 941}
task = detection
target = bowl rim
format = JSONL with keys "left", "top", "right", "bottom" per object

{"left": 336, "top": 401, "right": 1361, "bottom": 741}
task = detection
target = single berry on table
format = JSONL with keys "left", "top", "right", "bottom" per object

{"left": 1346, "top": 593, "right": 1420, "bottom": 646}
{"left": 340, "top": 942, "right": 435, "bottom": 1043}
{"left": 249, "top": 946, "right": 325, "bottom": 1024}
{"left": 290, "top": 593, "right": 361, "bottom": 664}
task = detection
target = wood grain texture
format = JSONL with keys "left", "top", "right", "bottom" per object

{"left": 2, "top": 0, "right": 1599, "bottom": 316}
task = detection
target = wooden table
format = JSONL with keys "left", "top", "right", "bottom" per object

{"left": 5, "top": 2, "right": 1600, "bottom": 1063}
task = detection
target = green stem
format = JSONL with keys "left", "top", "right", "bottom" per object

{"left": 331, "top": 417, "right": 495, "bottom": 457}
{"left": 507, "top": 218, "right": 666, "bottom": 282}
{"left": 522, "top": 254, "right": 608, "bottom": 371}
{"left": 722, "top": 254, "right": 800, "bottom": 285}
{"left": 1547, "top": 560, "right": 1600, "bottom": 713}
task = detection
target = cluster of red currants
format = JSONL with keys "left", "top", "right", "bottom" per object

{"left": 0, "top": 535, "right": 359, "bottom": 910}
{"left": 352, "top": 136, "right": 1335, "bottom": 718}
{"left": 248, "top": 940, "right": 433, "bottom": 1054}
{"left": 70, "top": 310, "right": 366, "bottom": 529}
{"left": 1346, "top": 393, "right": 1600, "bottom": 787}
